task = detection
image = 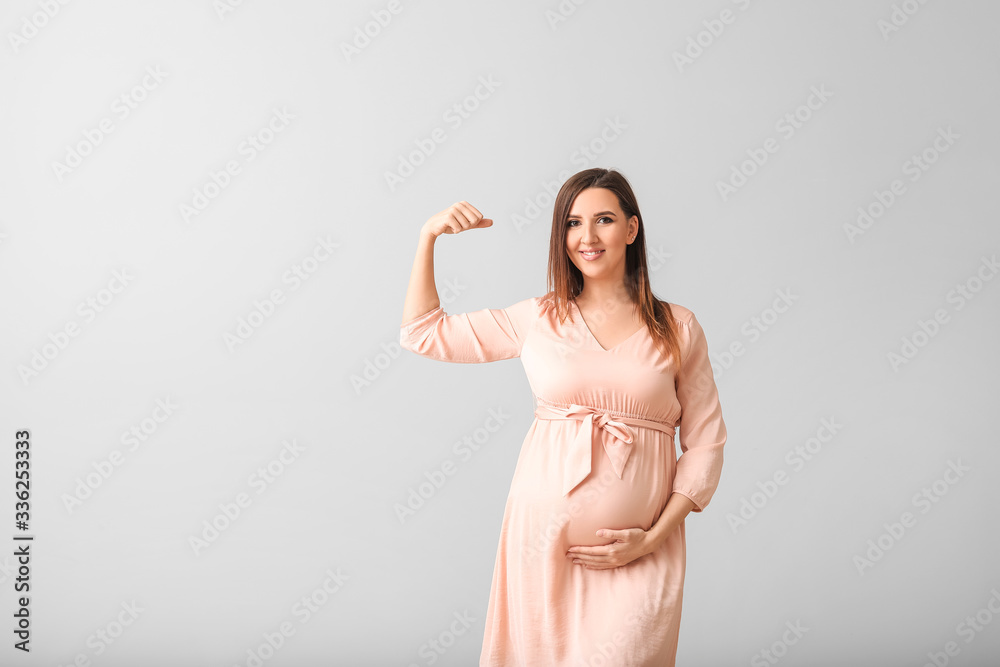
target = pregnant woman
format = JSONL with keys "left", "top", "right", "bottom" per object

{"left": 399, "top": 167, "right": 728, "bottom": 666}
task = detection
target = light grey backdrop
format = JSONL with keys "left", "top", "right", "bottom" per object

{"left": 1, "top": 1, "right": 998, "bottom": 665}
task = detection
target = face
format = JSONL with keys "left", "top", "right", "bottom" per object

{"left": 565, "top": 187, "right": 638, "bottom": 284}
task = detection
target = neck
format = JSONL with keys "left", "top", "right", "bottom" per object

{"left": 576, "top": 277, "right": 631, "bottom": 307}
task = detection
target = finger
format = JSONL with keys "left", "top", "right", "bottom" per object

{"left": 455, "top": 200, "right": 484, "bottom": 222}
{"left": 566, "top": 545, "right": 609, "bottom": 556}
{"left": 568, "top": 553, "right": 608, "bottom": 564}
{"left": 446, "top": 207, "right": 476, "bottom": 234}
{"left": 455, "top": 202, "right": 492, "bottom": 231}
{"left": 453, "top": 201, "right": 481, "bottom": 230}
{"left": 573, "top": 555, "right": 611, "bottom": 567}
{"left": 447, "top": 208, "right": 470, "bottom": 232}
{"left": 598, "top": 529, "right": 630, "bottom": 540}
{"left": 577, "top": 558, "right": 614, "bottom": 568}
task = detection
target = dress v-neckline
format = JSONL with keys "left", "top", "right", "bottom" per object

{"left": 570, "top": 299, "right": 646, "bottom": 352}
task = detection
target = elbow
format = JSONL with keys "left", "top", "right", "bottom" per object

{"left": 399, "top": 331, "right": 424, "bottom": 356}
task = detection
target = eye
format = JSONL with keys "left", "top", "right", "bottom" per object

{"left": 566, "top": 217, "right": 613, "bottom": 227}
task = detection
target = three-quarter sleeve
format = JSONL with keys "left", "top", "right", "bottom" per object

{"left": 671, "top": 311, "right": 727, "bottom": 513}
{"left": 399, "top": 297, "right": 536, "bottom": 364}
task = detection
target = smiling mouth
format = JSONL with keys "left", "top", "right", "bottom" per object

{"left": 580, "top": 250, "right": 605, "bottom": 257}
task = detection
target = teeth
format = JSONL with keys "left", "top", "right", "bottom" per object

{"left": 582, "top": 250, "right": 603, "bottom": 256}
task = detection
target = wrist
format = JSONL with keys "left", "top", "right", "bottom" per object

{"left": 641, "top": 525, "right": 665, "bottom": 557}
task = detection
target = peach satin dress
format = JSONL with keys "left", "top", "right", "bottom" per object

{"left": 399, "top": 293, "right": 727, "bottom": 666}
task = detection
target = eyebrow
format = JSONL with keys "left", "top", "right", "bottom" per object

{"left": 567, "top": 211, "right": 617, "bottom": 219}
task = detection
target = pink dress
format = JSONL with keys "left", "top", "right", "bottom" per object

{"left": 399, "top": 293, "right": 727, "bottom": 666}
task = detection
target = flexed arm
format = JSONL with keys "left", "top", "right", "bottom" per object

{"left": 400, "top": 202, "right": 533, "bottom": 364}
{"left": 400, "top": 201, "right": 493, "bottom": 324}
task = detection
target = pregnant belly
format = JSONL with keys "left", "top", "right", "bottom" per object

{"left": 511, "top": 421, "right": 674, "bottom": 551}
{"left": 561, "top": 467, "right": 667, "bottom": 547}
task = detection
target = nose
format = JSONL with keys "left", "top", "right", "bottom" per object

{"left": 581, "top": 221, "right": 599, "bottom": 245}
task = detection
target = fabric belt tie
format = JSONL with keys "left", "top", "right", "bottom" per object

{"left": 533, "top": 402, "right": 677, "bottom": 497}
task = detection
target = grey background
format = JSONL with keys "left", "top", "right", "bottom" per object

{"left": 1, "top": 0, "right": 998, "bottom": 665}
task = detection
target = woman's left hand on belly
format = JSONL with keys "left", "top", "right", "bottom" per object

{"left": 565, "top": 528, "right": 652, "bottom": 570}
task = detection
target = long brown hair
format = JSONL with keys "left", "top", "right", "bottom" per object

{"left": 543, "top": 167, "right": 682, "bottom": 366}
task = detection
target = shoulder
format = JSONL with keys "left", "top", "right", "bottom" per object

{"left": 516, "top": 291, "right": 565, "bottom": 317}
{"left": 498, "top": 295, "right": 550, "bottom": 343}
{"left": 661, "top": 302, "right": 715, "bottom": 351}
{"left": 506, "top": 292, "right": 571, "bottom": 327}
{"left": 660, "top": 301, "right": 695, "bottom": 327}
{"left": 506, "top": 294, "right": 544, "bottom": 314}
{"left": 534, "top": 291, "right": 557, "bottom": 313}
{"left": 501, "top": 294, "right": 549, "bottom": 330}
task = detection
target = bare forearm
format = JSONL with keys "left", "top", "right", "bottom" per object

{"left": 643, "top": 492, "right": 697, "bottom": 555}
{"left": 401, "top": 228, "right": 440, "bottom": 324}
